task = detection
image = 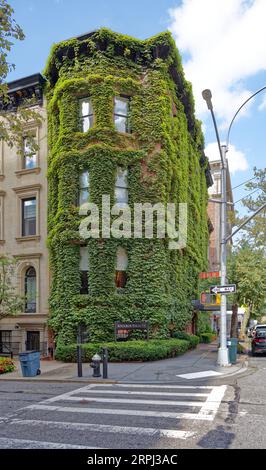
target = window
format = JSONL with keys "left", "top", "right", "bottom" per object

{"left": 0, "top": 193, "right": 4, "bottom": 241}
{"left": 115, "top": 167, "right": 128, "bottom": 207}
{"left": 25, "top": 267, "right": 36, "bottom": 313}
{"left": 22, "top": 198, "right": 36, "bottom": 236}
{"left": 79, "top": 170, "right": 89, "bottom": 206}
{"left": 23, "top": 136, "right": 37, "bottom": 169}
{"left": 80, "top": 246, "right": 89, "bottom": 294}
{"left": 115, "top": 247, "right": 128, "bottom": 288}
{"left": 0, "top": 331, "right": 12, "bottom": 353}
{"left": 114, "top": 96, "right": 130, "bottom": 133}
{"left": 79, "top": 98, "right": 93, "bottom": 132}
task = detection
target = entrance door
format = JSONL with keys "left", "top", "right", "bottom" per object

{"left": 26, "top": 331, "right": 40, "bottom": 351}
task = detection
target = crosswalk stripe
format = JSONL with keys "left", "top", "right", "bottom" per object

{"left": 0, "top": 437, "right": 102, "bottom": 449}
{"left": 108, "top": 384, "right": 214, "bottom": 389}
{"left": 59, "top": 396, "right": 206, "bottom": 407}
{"left": 197, "top": 385, "right": 227, "bottom": 419}
{"left": 26, "top": 403, "right": 214, "bottom": 420}
{"left": 3, "top": 418, "right": 196, "bottom": 440}
{"left": 77, "top": 390, "right": 209, "bottom": 397}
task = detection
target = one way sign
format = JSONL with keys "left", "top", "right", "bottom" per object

{"left": 210, "top": 284, "right": 236, "bottom": 295}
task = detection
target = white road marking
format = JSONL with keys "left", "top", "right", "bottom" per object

{"left": 4, "top": 418, "right": 196, "bottom": 440}
{"left": 197, "top": 385, "right": 227, "bottom": 420}
{"left": 42, "top": 384, "right": 95, "bottom": 403}
{"left": 91, "top": 384, "right": 214, "bottom": 389}
{"left": 27, "top": 403, "right": 214, "bottom": 420}
{"left": 0, "top": 437, "right": 101, "bottom": 449}
{"left": 77, "top": 389, "right": 209, "bottom": 397}
{"left": 177, "top": 371, "right": 222, "bottom": 379}
{"left": 58, "top": 396, "right": 206, "bottom": 407}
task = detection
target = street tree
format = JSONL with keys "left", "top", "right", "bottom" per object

{"left": 0, "top": 256, "right": 24, "bottom": 320}
{"left": 235, "top": 167, "right": 266, "bottom": 249}
{"left": 0, "top": 0, "right": 42, "bottom": 148}
{"left": 228, "top": 243, "right": 266, "bottom": 338}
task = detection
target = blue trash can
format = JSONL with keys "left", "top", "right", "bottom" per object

{"left": 227, "top": 338, "right": 238, "bottom": 364}
{"left": 19, "top": 350, "right": 41, "bottom": 377}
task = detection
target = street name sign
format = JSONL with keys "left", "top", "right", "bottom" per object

{"left": 210, "top": 284, "right": 236, "bottom": 295}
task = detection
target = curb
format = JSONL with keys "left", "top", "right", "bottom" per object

{"left": 0, "top": 360, "right": 248, "bottom": 384}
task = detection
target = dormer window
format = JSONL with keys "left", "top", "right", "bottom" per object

{"left": 79, "top": 98, "right": 93, "bottom": 132}
{"left": 114, "top": 96, "right": 130, "bottom": 133}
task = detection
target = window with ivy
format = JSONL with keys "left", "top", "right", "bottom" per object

{"left": 114, "top": 96, "right": 131, "bottom": 133}
{"left": 115, "top": 247, "right": 128, "bottom": 289}
{"left": 79, "top": 98, "right": 94, "bottom": 132}
{"left": 115, "top": 167, "right": 128, "bottom": 207}
{"left": 80, "top": 246, "right": 89, "bottom": 294}
{"left": 79, "top": 170, "right": 89, "bottom": 206}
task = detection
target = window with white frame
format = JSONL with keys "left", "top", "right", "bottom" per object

{"left": 115, "top": 167, "right": 128, "bottom": 207}
{"left": 80, "top": 246, "right": 89, "bottom": 294}
{"left": 23, "top": 135, "right": 37, "bottom": 169}
{"left": 114, "top": 96, "right": 131, "bottom": 133}
{"left": 115, "top": 247, "right": 128, "bottom": 289}
{"left": 79, "top": 170, "right": 89, "bottom": 206}
{"left": 79, "top": 98, "right": 94, "bottom": 132}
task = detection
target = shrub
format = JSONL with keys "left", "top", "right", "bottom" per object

{"left": 55, "top": 337, "right": 199, "bottom": 362}
{"left": 199, "top": 333, "right": 216, "bottom": 344}
{"left": 0, "top": 358, "right": 15, "bottom": 374}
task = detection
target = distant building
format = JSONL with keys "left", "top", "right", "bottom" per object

{"left": 0, "top": 74, "right": 49, "bottom": 355}
{"left": 207, "top": 156, "right": 236, "bottom": 333}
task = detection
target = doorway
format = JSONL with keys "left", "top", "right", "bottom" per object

{"left": 26, "top": 331, "right": 40, "bottom": 351}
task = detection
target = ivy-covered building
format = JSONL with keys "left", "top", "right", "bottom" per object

{"left": 43, "top": 28, "right": 213, "bottom": 345}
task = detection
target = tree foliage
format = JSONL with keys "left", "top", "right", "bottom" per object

{"left": 0, "top": 0, "right": 42, "bottom": 148}
{"left": 228, "top": 243, "right": 266, "bottom": 336}
{"left": 236, "top": 167, "right": 266, "bottom": 249}
{"left": 0, "top": 256, "right": 24, "bottom": 320}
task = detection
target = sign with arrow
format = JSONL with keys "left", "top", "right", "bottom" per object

{"left": 210, "top": 284, "right": 236, "bottom": 295}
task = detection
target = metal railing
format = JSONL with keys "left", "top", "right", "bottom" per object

{"left": 0, "top": 342, "right": 20, "bottom": 358}
{"left": 25, "top": 341, "right": 48, "bottom": 356}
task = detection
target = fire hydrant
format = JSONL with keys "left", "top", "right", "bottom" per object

{"left": 90, "top": 353, "right": 101, "bottom": 377}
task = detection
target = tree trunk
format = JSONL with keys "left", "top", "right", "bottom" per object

{"left": 230, "top": 303, "right": 239, "bottom": 338}
{"left": 240, "top": 303, "right": 252, "bottom": 339}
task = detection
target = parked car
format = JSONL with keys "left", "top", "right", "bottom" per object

{"left": 251, "top": 329, "right": 266, "bottom": 356}
{"left": 248, "top": 324, "right": 266, "bottom": 337}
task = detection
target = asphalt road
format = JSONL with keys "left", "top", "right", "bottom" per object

{"left": 0, "top": 355, "right": 265, "bottom": 449}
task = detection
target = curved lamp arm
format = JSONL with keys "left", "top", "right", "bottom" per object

{"left": 226, "top": 85, "right": 266, "bottom": 151}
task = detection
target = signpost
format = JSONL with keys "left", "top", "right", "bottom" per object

{"left": 114, "top": 321, "right": 149, "bottom": 341}
{"left": 210, "top": 284, "right": 236, "bottom": 295}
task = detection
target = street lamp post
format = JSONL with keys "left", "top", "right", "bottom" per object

{"left": 202, "top": 89, "right": 229, "bottom": 366}
{"left": 202, "top": 86, "right": 266, "bottom": 366}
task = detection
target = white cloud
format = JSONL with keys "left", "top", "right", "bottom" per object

{"left": 205, "top": 142, "right": 249, "bottom": 175}
{"left": 168, "top": 0, "right": 266, "bottom": 126}
{"left": 258, "top": 94, "right": 266, "bottom": 111}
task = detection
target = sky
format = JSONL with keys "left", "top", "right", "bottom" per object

{"left": 7, "top": 0, "right": 266, "bottom": 218}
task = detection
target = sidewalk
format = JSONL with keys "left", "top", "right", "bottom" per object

{"left": 0, "top": 342, "right": 248, "bottom": 383}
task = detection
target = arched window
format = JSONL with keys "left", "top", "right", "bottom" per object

{"left": 115, "top": 247, "right": 128, "bottom": 288}
{"left": 25, "top": 267, "right": 36, "bottom": 313}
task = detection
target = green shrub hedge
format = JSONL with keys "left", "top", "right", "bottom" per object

{"left": 56, "top": 336, "right": 199, "bottom": 362}
{"left": 0, "top": 358, "right": 15, "bottom": 374}
{"left": 199, "top": 333, "right": 217, "bottom": 344}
